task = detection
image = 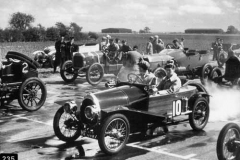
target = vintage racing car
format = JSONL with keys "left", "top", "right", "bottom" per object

{"left": 209, "top": 55, "right": 240, "bottom": 88}
{"left": 32, "top": 45, "right": 56, "bottom": 68}
{"left": 216, "top": 123, "right": 240, "bottom": 160}
{"left": 0, "top": 51, "right": 47, "bottom": 111}
{"left": 60, "top": 43, "right": 124, "bottom": 85}
{"left": 53, "top": 74, "right": 210, "bottom": 155}
{"left": 151, "top": 48, "right": 214, "bottom": 85}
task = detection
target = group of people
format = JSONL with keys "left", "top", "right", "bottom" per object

{"left": 146, "top": 36, "right": 184, "bottom": 55}
{"left": 54, "top": 35, "right": 78, "bottom": 73}
{"left": 212, "top": 37, "right": 224, "bottom": 61}
{"left": 115, "top": 49, "right": 181, "bottom": 94}
{"left": 99, "top": 35, "right": 139, "bottom": 61}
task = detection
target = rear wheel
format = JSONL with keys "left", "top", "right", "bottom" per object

{"left": 60, "top": 60, "right": 78, "bottom": 83}
{"left": 200, "top": 63, "right": 212, "bottom": 85}
{"left": 217, "top": 123, "right": 240, "bottom": 160}
{"left": 18, "top": 77, "right": 47, "bottom": 111}
{"left": 209, "top": 67, "right": 222, "bottom": 81}
{"left": 86, "top": 63, "right": 104, "bottom": 86}
{"left": 189, "top": 97, "right": 209, "bottom": 131}
{"left": 53, "top": 106, "right": 82, "bottom": 142}
{"left": 98, "top": 114, "right": 130, "bottom": 155}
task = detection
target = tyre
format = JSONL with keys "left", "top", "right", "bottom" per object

{"left": 6, "top": 51, "right": 40, "bottom": 69}
{"left": 53, "top": 106, "right": 82, "bottom": 142}
{"left": 200, "top": 63, "right": 212, "bottom": 85}
{"left": 217, "top": 50, "right": 228, "bottom": 68}
{"left": 60, "top": 60, "right": 78, "bottom": 83}
{"left": 98, "top": 114, "right": 130, "bottom": 155}
{"left": 217, "top": 123, "right": 240, "bottom": 160}
{"left": 18, "top": 77, "right": 47, "bottom": 111}
{"left": 189, "top": 97, "right": 209, "bottom": 131}
{"left": 209, "top": 67, "right": 222, "bottom": 81}
{"left": 86, "top": 63, "right": 104, "bottom": 86}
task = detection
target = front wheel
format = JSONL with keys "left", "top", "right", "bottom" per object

{"left": 86, "top": 63, "right": 104, "bottom": 86}
{"left": 189, "top": 97, "right": 209, "bottom": 131}
{"left": 98, "top": 114, "right": 130, "bottom": 155}
{"left": 53, "top": 106, "right": 82, "bottom": 142}
{"left": 18, "top": 77, "right": 47, "bottom": 111}
{"left": 60, "top": 60, "right": 78, "bottom": 83}
{"left": 200, "top": 63, "right": 212, "bottom": 85}
{"left": 216, "top": 123, "right": 240, "bottom": 160}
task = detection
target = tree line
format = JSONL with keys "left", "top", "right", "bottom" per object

{"left": 0, "top": 12, "right": 99, "bottom": 42}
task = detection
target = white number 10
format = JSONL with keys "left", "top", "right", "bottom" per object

{"left": 173, "top": 100, "right": 181, "bottom": 116}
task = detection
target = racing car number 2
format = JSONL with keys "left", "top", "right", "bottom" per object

{"left": 172, "top": 99, "right": 187, "bottom": 116}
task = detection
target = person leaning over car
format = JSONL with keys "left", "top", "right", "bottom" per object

{"left": 138, "top": 58, "right": 156, "bottom": 85}
{"left": 172, "top": 39, "right": 183, "bottom": 49}
{"left": 156, "top": 60, "right": 181, "bottom": 93}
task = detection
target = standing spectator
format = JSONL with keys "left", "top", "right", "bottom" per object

{"left": 212, "top": 38, "right": 220, "bottom": 61}
{"left": 54, "top": 35, "right": 65, "bottom": 73}
{"left": 66, "top": 36, "right": 78, "bottom": 60}
{"left": 153, "top": 35, "right": 165, "bottom": 53}
{"left": 179, "top": 38, "right": 185, "bottom": 48}
{"left": 146, "top": 36, "right": 154, "bottom": 55}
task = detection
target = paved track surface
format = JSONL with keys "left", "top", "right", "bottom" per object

{"left": 1, "top": 64, "right": 239, "bottom": 160}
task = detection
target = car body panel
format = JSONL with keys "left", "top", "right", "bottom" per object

{"left": 159, "top": 49, "right": 211, "bottom": 70}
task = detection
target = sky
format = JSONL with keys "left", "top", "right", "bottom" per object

{"left": 0, "top": 0, "right": 239, "bottom": 32}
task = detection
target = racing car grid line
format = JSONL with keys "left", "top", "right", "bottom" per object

{"left": 8, "top": 114, "right": 200, "bottom": 160}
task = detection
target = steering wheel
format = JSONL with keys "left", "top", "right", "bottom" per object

{"left": 127, "top": 73, "right": 144, "bottom": 84}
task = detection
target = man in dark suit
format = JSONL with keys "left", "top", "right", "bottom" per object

{"left": 54, "top": 35, "right": 65, "bottom": 73}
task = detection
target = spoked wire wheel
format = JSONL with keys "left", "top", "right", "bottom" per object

{"left": 18, "top": 77, "right": 47, "bottom": 111}
{"left": 98, "top": 114, "right": 130, "bottom": 155}
{"left": 53, "top": 107, "right": 81, "bottom": 142}
{"left": 60, "top": 60, "right": 78, "bottom": 83}
{"left": 217, "top": 123, "right": 240, "bottom": 160}
{"left": 189, "top": 97, "right": 209, "bottom": 131}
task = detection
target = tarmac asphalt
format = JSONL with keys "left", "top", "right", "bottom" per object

{"left": 0, "top": 63, "right": 239, "bottom": 160}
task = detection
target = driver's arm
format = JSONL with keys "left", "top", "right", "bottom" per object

{"left": 168, "top": 78, "right": 181, "bottom": 93}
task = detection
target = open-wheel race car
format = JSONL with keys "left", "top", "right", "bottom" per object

{"left": 0, "top": 51, "right": 47, "bottom": 111}
{"left": 209, "top": 55, "right": 240, "bottom": 88}
{"left": 216, "top": 123, "right": 240, "bottom": 160}
{"left": 60, "top": 43, "right": 123, "bottom": 85}
{"left": 32, "top": 46, "right": 56, "bottom": 68}
{"left": 53, "top": 74, "right": 210, "bottom": 155}
{"left": 148, "top": 48, "right": 214, "bottom": 85}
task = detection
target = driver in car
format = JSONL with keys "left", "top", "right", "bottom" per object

{"left": 138, "top": 58, "right": 156, "bottom": 85}
{"left": 156, "top": 60, "right": 181, "bottom": 93}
